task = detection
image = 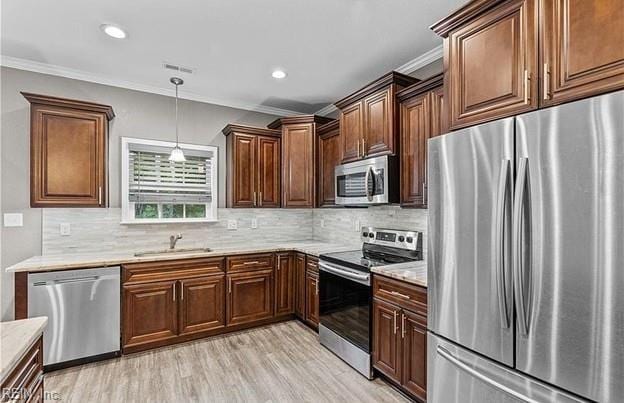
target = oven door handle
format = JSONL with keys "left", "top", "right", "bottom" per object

{"left": 319, "top": 261, "right": 370, "bottom": 285}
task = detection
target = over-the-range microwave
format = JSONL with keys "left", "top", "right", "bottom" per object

{"left": 334, "top": 155, "right": 399, "bottom": 206}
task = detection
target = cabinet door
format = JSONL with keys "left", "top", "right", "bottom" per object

{"left": 179, "top": 275, "right": 225, "bottom": 335}
{"left": 257, "top": 136, "right": 281, "bottom": 207}
{"left": 305, "top": 270, "right": 319, "bottom": 327}
{"left": 340, "top": 101, "right": 364, "bottom": 163}
{"left": 294, "top": 253, "right": 306, "bottom": 319}
{"left": 231, "top": 133, "right": 257, "bottom": 207}
{"left": 123, "top": 281, "right": 178, "bottom": 349}
{"left": 400, "top": 92, "right": 429, "bottom": 207}
{"left": 372, "top": 299, "right": 402, "bottom": 383}
{"left": 275, "top": 253, "right": 295, "bottom": 316}
{"left": 541, "top": 0, "right": 624, "bottom": 107}
{"left": 401, "top": 310, "right": 427, "bottom": 402}
{"left": 227, "top": 269, "right": 273, "bottom": 326}
{"left": 430, "top": 86, "right": 446, "bottom": 137}
{"left": 447, "top": 0, "right": 538, "bottom": 129}
{"left": 318, "top": 129, "right": 341, "bottom": 206}
{"left": 364, "top": 88, "right": 394, "bottom": 157}
{"left": 282, "top": 123, "right": 315, "bottom": 207}
{"left": 30, "top": 105, "right": 107, "bottom": 207}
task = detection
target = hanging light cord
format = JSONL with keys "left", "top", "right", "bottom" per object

{"left": 175, "top": 82, "right": 180, "bottom": 147}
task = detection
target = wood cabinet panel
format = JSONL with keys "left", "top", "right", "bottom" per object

{"left": 123, "top": 281, "right": 178, "bottom": 348}
{"left": 282, "top": 123, "right": 316, "bottom": 207}
{"left": 294, "top": 253, "right": 306, "bottom": 318}
{"left": 123, "top": 257, "right": 224, "bottom": 284}
{"left": 340, "top": 101, "right": 364, "bottom": 163}
{"left": 23, "top": 93, "right": 113, "bottom": 207}
{"left": 373, "top": 275, "right": 427, "bottom": 317}
{"left": 179, "top": 275, "right": 225, "bottom": 335}
{"left": 275, "top": 253, "right": 295, "bottom": 316}
{"left": 402, "top": 310, "right": 427, "bottom": 402}
{"left": 372, "top": 298, "right": 402, "bottom": 383}
{"left": 317, "top": 121, "right": 341, "bottom": 207}
{"left": 1, "top": 336, "right": 43, "bottom": 402}
{"left": 226, "top": 253, "right": 274, "bottom": 273}
{"left": 400, "top": 93, "right": 429, "bottom": 207}
{"left": 257, "top": 136, "right": 281, "bottom": 207}
{"left": 304, "top": 269, "right": 319, "bottom": 328}
{"left": 430, "top": 85, "right": 446, "bottom": 137}
{"left": 364, "top": 88, "right": 394, "bottom": 157}
{"left": 227, "top": 269, "right": 274, "bottom": 326}
{"left": 541, "top": 0, "right": 624, "bottom": 106}
{"left": 446, "top": 0, "right": 538, "bottom": 129}
{"left": 231, "top": 133, "right": 257, "bottom": 208}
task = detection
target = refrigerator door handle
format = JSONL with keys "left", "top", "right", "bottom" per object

{"left": 513, "top": 157, "right": 531, "bottom": 336}
{"left": 495, "top": 159, "right": 511, "bottom": 329}
{"left": 437, "top": 346, "right": 540, "bottom": 403}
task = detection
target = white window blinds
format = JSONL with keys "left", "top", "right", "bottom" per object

{"left": 128, "top": 145, "right": 213, "bottom": 204}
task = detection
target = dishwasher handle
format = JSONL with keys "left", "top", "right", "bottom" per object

{"left": 32, "top": 276, "right": 100, "bottom": 286}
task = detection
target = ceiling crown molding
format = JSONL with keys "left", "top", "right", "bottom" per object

{"left": 314, "top": 44, "right": 443, "bottom": 116}
{"left": 0, "top": 55, "right": 301, "bottom": 117}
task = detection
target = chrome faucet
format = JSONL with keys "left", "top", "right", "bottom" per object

{"left": 169, "top": 233, "right": 183, "bottom": 249}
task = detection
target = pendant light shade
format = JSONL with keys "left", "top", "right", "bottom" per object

{"left": 169, "top": 77, "right": 186, "bottom": 162}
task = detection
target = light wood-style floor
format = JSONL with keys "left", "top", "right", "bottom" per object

{"left": 45, "top": 321, "right": 408, "bottom": 402}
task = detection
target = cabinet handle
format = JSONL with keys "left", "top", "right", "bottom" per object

{"left": 315, "top": 278, "right": 319, "bottom": 295}
{"left": 390, "top": 290, "right": 411, "bottom": 300}
{"left": 524, "top": 70, "right": 530, "bottom": 105}
{"left": 259, "top": 192, "right": 262, "bottom": 207}
{"left": 357, "top": 139, "right": 361, "bottom": 158}
{"left": 228, "top": 278, "right": 232, "bottom": 294}
{"left": 401, "top": 313, "right": 406, "bottom": 339}
{"left": 362, "top": 138, "right": 366, "bottom": 157}
{"left": 180, "top": 282, "right": 184, "bottom": 300}
{"left": 543, "top": 63, "right": 550, "bottom": 100}
{"left": 172, "top": 283, "right": 176, "bottom": 301}
{"left": 243, "top": 260, "right": 260, "bottom": 265}
{"left": 393, "top": 310, "right": 398, "bottom": 334}
{"left": 253, "top": 192, "right": 257, "bottom": 207}
{"left": 98, "top": 186, "right": 102, "bottom": 205}
{"left": 277, "top": 255, "right": 280, "bottom": 270}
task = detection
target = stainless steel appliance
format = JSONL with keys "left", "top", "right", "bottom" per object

{"left": 28, "top": 267, "right": 121, "bottom": 367}
{"left": 334, "top": 155, "right": 399, "bottom": 205}
{"left": 427, "top": 91, "right": 624, "bottom": 403}
{"left": 319, "top": 227, "right": 423, "bottom": 378}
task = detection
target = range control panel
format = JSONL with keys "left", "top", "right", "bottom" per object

{"left": 361, "top": 227, "right": 422, "bottom": 251}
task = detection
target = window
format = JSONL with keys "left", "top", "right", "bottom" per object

{"left": 121, "top": 137, "right": 218, "bottom": 223}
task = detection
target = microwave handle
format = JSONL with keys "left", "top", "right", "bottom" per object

{"left": 365, "top": 167, "right": 373, "bottom": 200}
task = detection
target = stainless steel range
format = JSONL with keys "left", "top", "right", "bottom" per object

{"left": 318, "top": 227, "right": 423, "bottom": 379}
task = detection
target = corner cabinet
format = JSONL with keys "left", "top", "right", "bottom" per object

{"left": 398, "top": 74, "right": 444, "bottom": 207}
{"left": 335, "top": 72, "right": 418, "bottom": 163}
{"left": 22, "top": 93, "right": 114, "bottom": 207}
{"left": 223, "top": 125, "right": 281, "bottom": 208}
{"left": 269, "top": 115, "right": 333, "bottom": 208}
{"left": 317, "top": 120, "right": 341, "bottom": 207}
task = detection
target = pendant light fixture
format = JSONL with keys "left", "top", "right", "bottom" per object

{"left": 169, "top": 77, "right": 186, "bottom": 162}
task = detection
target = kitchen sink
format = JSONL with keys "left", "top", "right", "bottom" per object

{"left": 134, "top": 247, "right": 212, "bottom": 257}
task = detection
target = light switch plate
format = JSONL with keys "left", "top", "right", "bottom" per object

{"left": 3, "top": 213, "right": 23, "bottom": 227}
{"left": 60, "top": 223, "right": 71, "bottom": 236}
{"left": 227, "top": 220, "right": 238, "bottom": 230}
{"left": 251, "top": 218, "right": 258, "bottom": 229}
{"left": 320, "top": 219, "right": 325, "bottom": 228}
{"left": 354, "top": 220, "right": 360, "bottom": 232}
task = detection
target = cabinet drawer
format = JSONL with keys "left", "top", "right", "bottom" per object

{"left": 1, "top": 336, "right": 43, "bottom": 402}
{"left": 305, "top": 256, "right": 319, "bottom": 273}
{"left": 226, "top": 253, "right": 274, "bottom": 273}
{"left": 373, "top": 275, "right": 427, "bottom": 316}
{"left": 123, "top": 257, "right": 225, "bottom": 284}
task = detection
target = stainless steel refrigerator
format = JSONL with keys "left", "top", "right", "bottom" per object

{"left": 427, "top": 91, "right": 623, "bottom": 403}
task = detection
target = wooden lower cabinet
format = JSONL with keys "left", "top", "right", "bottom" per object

{"left": 179, "top": 275, "right": 225, "bottom": 335}
{"left": 1, "top": 336, "right": 44, "bottom": 402}
{"left": 227, "top": 269, "right": 274, "bottom": 326}
{"left": 123, "top": 280, "right": 178, "bottom": 348}
{"left": 304, "top": 257, "right": 320, "bottom": 328}
{"left": 372, "top": 299, "right": 402, "bottom": 382}
{"left": 275, "top": 253, "right": 295, "bottom": 316}
{"left": 294, "top": 253, "right": 306, "bottom": 319}
{"left": 401, "top": 310, "right": 427, "bottom": 401}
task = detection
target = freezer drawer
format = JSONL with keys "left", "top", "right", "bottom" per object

{"left": 427, "top": 333, "right": 588, "bottom": 403}
{"left": 28, "top": 267, "right": 120, "bottom": 366}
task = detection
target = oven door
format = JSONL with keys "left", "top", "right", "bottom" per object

{"left": 335, "top": 156, "right": 390, "bottom": 205}
{"left": 318, "top": 260, "right": 371, "bottom": 353}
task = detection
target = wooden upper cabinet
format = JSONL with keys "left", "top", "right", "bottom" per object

{"left": 223, "top": 125, "right": 280, "bottom": 208}
{"left": 335, "top": 72, "right": 418, "bottom": 163}
{"left": 269, "top": 115, "right": 332, "bottom": 208}
{"left": 275, "top": 252, "right": 295, "bottom": 316}
{"left": 540, "top": 0, "right": 624, "bottom": 107}
{"left": 398, "top": 75, "right": 444, "bottom": 207}
{"left": 317, "top": 120, "right": 341, "bottom": 207}
{"left": 22, "top": 93, "right": 114, "bottom": 207}
{"left": 178, "top": 275, "right": 225, "bottom": 335}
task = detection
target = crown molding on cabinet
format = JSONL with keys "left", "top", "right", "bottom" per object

{"left": 0, "top": 55, "right": 301, "bottom": 117}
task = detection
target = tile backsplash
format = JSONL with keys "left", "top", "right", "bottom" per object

{"left": 43, "top": 206, "right": 428, "bottom": 255}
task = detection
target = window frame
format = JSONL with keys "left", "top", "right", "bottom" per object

{"left": 121, "top": 137, "right": 218, "bottom": 224}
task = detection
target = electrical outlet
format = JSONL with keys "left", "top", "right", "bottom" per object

{"left": 320, "top": 219, "right": 325, "bottom": 228}
{"left": 251, "top": 218, "right": 258, "bottom": 229}
{"left": 227, "top": 220, "right": 238, "bottom": 230}
{"left": 354, "top": 220, "right": 360, "bottom": 232}
{"left": 60, "top": 223, "right": 71, "bottom": 236}
{"left": 3, "top": 213, "right": 23, "bottom": 227}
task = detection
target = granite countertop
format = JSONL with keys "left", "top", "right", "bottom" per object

{"left": 0, "top": 317, "right": 48, "bottom": 384}
{"left": 371, "top": 260, "right": 427, "bottom": 287}
{"left": 5, "top": 241, "right": 359, "bottom": 273}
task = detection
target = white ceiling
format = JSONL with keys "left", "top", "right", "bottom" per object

{"left": 1, "top": 0, "right": 463, "bottom": 115}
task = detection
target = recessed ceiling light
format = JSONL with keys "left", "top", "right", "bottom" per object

{"left": 272, "top": 70, "right": 287, "bottom": 79}
{"left": 100, "top": 24, "right": 127, "bottom": 39}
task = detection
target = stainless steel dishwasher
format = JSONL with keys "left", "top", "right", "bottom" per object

{"left": 28, "top": 266, "right": 120, "bottom": 367}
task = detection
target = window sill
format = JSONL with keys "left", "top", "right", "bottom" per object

{"left": 120, "top": 218, "right": 219, "bottom": 225}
